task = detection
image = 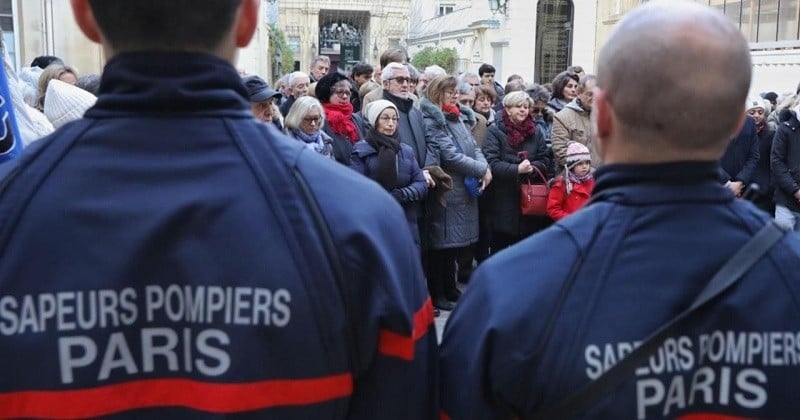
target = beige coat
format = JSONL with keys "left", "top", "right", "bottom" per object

{"left": 551, "top": 100, "right": 601, "bottom": 168}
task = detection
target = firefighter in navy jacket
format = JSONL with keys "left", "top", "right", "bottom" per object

{"left": 0, "top": 1, "right": 436, "bottom": 418}
{"left": 440, "top": 3, "right": 800, "bottom": 419}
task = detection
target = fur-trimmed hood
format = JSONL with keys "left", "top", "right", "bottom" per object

{"left": 419, "top": 97, "right": 476, "bottom": 128}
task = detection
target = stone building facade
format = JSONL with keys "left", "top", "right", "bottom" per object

{"left": 406, "top": 0, "right": 598, "bottom": 85}
{"left": 274, "top": 0, "right": 412, "bottom": 76}
{"left": 2, "top": 0, "right": 272, "bottom": 78}
{"left": 597, "top": 0, "right": 800, "bottom": 95}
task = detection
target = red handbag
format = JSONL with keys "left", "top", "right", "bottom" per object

{"left": 520, "top": 165, "right": 549, "bottom": 216}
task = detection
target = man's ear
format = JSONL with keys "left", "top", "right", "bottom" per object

{"left": 70, "top": 0, "right": 103, "bottom": 43}
{"left": 234, "top": 0, "right": 260, "bottom": 48}
{"left": 593, "top": 87, "right": 612, "bottom": 140}
{"left": 592, "top": 87, "right": 613, "bottom": 161}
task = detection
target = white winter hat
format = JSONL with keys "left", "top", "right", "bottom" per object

{"left": 365, "top": 99, "right": 399, "bottom": 128}
{"left": 745, "top": 96, "right": 771, "bottom": 114}
{"left": 43, "top": 79, "right": 97, "bottom": 128}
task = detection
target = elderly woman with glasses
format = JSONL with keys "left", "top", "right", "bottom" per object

{"left": 420, "top": 75, "right": 492, "bottom": 311}
{"left": 285, "top": 96, "right": 335, "bottom": 160}
{"left": 351, "top": 99, "right": 427, "bottom": 246}
{"left": 315, "top": 72, "right": 364, "bottom": 165}
{"left": 483, "top": 91, "right": 553, "bottom": 252}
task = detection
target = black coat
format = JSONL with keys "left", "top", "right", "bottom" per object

{"left": 322, "top": 113, "right": 364, "bottom": 165}
{"left": 752, "top": 125, "right": 776, "bottom": 201}
{"left": 719, "top": 116, "right": 759, "bottom": 184}
{"left": 483, "top": 112, "right": 553, "bottom": 236}
{"left": 770, "top": 112, "right": 800, "bottom": 211}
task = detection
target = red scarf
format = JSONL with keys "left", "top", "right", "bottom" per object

{"left": 502, "top": 109, "right": 535, "bottom": 149}
{"left": 441, "top": 104, "right": 461, "bottom": 118}
{"left": 322, "top": 102, "right": 359, "bottom": 144}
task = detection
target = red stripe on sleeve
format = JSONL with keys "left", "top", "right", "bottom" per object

{"left": 0, "top": 373, "right": 352, "bottom": 419}
{"left": 377, "top": 297, "right": 435, "bottom": 360}
{"left": 440, "top": 409, "right": 453, "bottom": 420}
{"left": 678, "top": 414, "right": 749, "bottom": 420}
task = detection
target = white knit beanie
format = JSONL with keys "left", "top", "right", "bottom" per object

{"left": 365, "top": 99, "right": 399, "bottom": 128}
{"left": 43, "top": 79, "right": 97, "bottom": 128}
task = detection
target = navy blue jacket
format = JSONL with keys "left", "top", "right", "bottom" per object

{"left": 719, "top": 116, "right": 760, "bottom": 184}
{"left": 770, "top": 111, "right": 800, "bottom": 211}
{"left": 0, "top": 52, "right": 437, "bottom": 419}
{"left": 350, "top": 138, "right": 427, "bottom": 245}
{"left": 441, "top": 161, "right": 800, "bottom": 419}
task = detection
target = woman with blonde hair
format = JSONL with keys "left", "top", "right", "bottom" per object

{"left": 483, "top": 91, "right": 552, "bottom": 251}
{"left": 36, "top": 64, "right": 79, "bottom": 111}
{"left": 420, "top": 74, "right": 491, "bottom": 311}
{"left": 284, "top": 96, "right": 334, "bottom": 159}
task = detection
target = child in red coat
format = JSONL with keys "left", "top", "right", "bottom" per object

{"left": 547, "top": 141, "right": 595, "bottom": 221}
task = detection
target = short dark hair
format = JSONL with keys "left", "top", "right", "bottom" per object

{"left": 478, "top": 63, "right": 495, "bottom": 77}
{"left": 551, "top": 70, "right": 580, "bottom": 100}
{"left": 88, "top": 0, "right": 243, "bottom": 52}
{"left": 350, "top": 62, "right": 373, "bottom": 78}
{"left": 30, "top": 56, "right": 63, "bottom": 70}
{"left": 506, "top": 74, "right": 523, "bottom": 83}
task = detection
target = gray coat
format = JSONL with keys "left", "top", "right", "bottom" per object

{"left": 420, "top": 98, "right": 488, "bottom": 249}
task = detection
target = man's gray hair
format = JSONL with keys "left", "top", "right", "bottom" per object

{"left": 577, "top": 75, "right": 597, "bottom": 93}
{"left": 381, "top": 62, "right": 407, "bottom": 82}
{"left": 407, "top": 63, "right": 420, "bottom": 81}
{"left": 311, "top": 55, "right": 330, "bottom": 66}
{"left": 458, "top": 72, "right": 479, "bottom": 83}
{"left": 525, "top": 83, "right": 551, "bottom": 104}
{"left": 458, "top": 82, "right": 473, "bottom": 95}
{"left": 284, "top": 96, "right": 325, "bottom": 131}
{"left": 287, "top": 71, "right": 309, "bottom": 87}
{"left": 423, "top": 65, "right": 447, "bottom": 81}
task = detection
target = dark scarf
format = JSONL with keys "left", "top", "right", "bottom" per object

{"left": 383, "top": 91, "right": 414, "bottom": 114}
{"left": 502, "top": 109, "right": 536, "bottom": 149}
{"left": 442, "top": 104, "right": 461, "bottom": 121}
{"left": 755, "top": 119, "right": 766, "bottom": 134}
{"left": 366, "top": 128, "right": 401, "bottom": 190}
{"left": 322, "top": 102, "right": 359, "bottom": 144}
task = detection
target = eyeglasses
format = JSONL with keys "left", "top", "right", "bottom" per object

{"left": 333, "top": 89, "right": 351, "bottom": 97}
{"left": 469, "top": 83, "right": 480, "bottom": 87}
{"left": 379, "top": 116, "right": 399, "bottom": 122}
{"left": 445, "top": 90, "right": 458, "bottom": 97}
{"left": 302, "top": 116, "right": 321, "bottom": 124}
{"left": 531, "top": 107, "right": 544, "bottom": 114}
{"left": 389, "top": 76, "right": 412, "bottom": 85}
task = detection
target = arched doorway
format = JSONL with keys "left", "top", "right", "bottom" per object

{"left": 318, "top": 11, "right": 370, "bottom": 73}
{"left": 535, "top": 0, "right": 573, "bottom": 85}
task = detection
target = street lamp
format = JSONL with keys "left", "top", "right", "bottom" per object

{"left": 310, "top": 41, "right": 317, "bottom": 57}
{"left": 488, "top": 0, "right": 508, "bottom": 15}
{"left": 372, "top": 41, "right": 379, "bottom": 60}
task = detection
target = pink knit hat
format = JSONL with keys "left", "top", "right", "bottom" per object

{"left": 565, "top": 141, "right": 591, "bottom": 167}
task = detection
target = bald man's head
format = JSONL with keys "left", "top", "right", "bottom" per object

{"left": 596, "top": 0, "right": 751, "bottom": 160}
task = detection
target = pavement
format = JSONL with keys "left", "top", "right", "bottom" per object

{"left": 433, "top": 282, "right": 466, "bottom": 343}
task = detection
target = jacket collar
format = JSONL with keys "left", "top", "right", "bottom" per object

{"left": 419, "top": 98, "right": 476, "bottom": 127}
{"left": 592, "top": 161, "right": 732, "bottom": 205}
{"left": 565, "top": 98, "right": 587, "bottom": 113}
{"left": 86, "top": 52, "right": 251, "bottom": 119}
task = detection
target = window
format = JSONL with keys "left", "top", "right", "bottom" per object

{"left": 438, "top": 3, "right": 455, "bottom": 16}
{"left": 0, "top": 0, "right": 15, "bottom": 68}
{"left": 535, "top": 0, "right": 574, "bottom": 84}
{"left": 698, "top": 0, "right": 800, "bottom": 44}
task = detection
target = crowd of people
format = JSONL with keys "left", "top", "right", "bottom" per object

{"left": 2, "top": 0, "right": 800, "bottom": 418}
{"left": 233, "top": 48, "right": 610, "bottom": 313}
